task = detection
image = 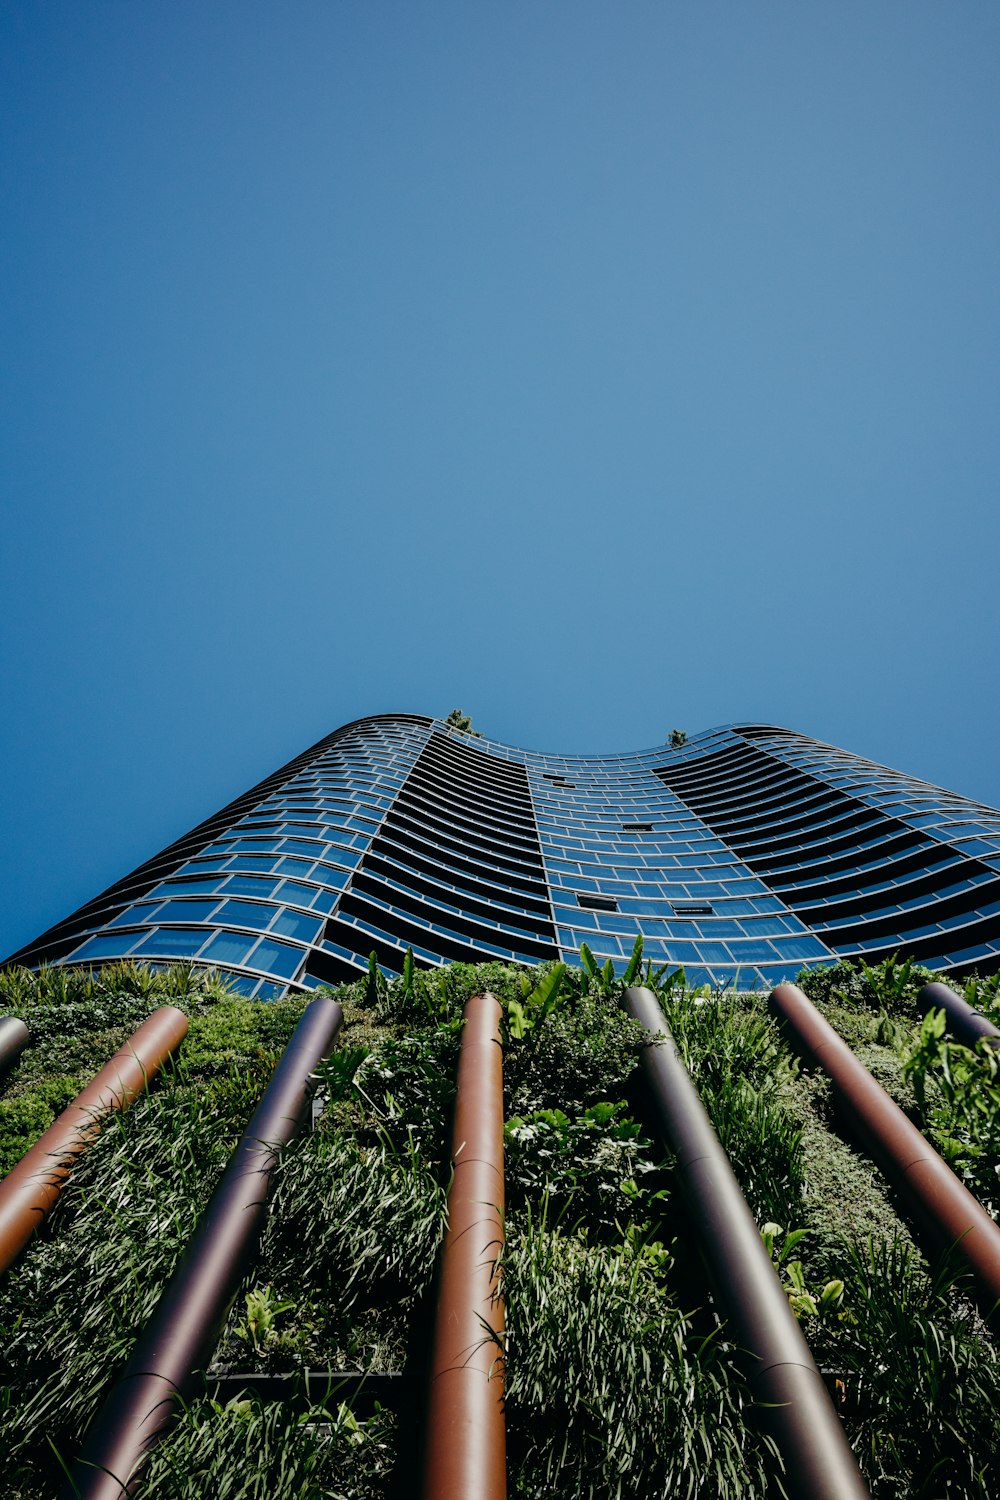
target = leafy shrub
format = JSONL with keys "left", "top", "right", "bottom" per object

{"left": 795, "top": 955, "right": 937, "bottom": 1018}
{"left": 903, "top": 1007, "right": 1000, "bottom": 1216}
{"left": 350, "top": 1022, "right": 461, "bottom": 1158}
{"left": 143, "top": 1395, "right": 395, "bottom": 1499}
{"left": 504, "top": 988, "right": 643, "bottom": 1117}
{"left": 0, "top": 1076, "right": 87, "bottom": 1175}
{"left": 811, "top": 1239, "right": 1000, "bottom": 1498}
{"left": 504, "top": 1103, "right": 661, "bottom": 1237}
{"left": 504, "top": 1221, "right": 770, "bottom": 1500}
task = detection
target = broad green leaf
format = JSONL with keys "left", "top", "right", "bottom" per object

{"left": 623, "top": 933, "right": 644, "bottom": 986}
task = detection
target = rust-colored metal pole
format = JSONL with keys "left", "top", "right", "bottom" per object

{"left": 66, "top": 995, "right": 343, "bottom": 1500}
{"left": 918, "top": 980, "right": 1000, "bottom": 1050}
{"left": 0, "top": 1006, "right": 188, "bottom": 1277}
{"left": 625, "top": 987, "right": 870, "bottom": 1500}
{"left": 0, "top": 1015, "right": 30, "bottom": 1078}
{"left": 422, "top": 992, "right": 506, "bottom": 1500}
{"left": 771, "top": 983, "right": 1000, "bottom": 1318}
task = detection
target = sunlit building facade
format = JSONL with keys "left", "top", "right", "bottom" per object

{"left": 7, "top": 714, "right": 1000, "bottom": 996}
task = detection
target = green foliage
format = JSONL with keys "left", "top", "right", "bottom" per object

{"left": 236, "top": 1285, "right": 297, "bottom": 1355}
{"left": 351, "top": 1022, "right": 460, "bottom": 1157}
{"left": 143, "top": 1396, "right": 395, "bottom": 1499}
{"left": 504, "top": 1103, "right": 661, "bottom": 1236}
{"left": 795, "top": 954, "right": 937, "bottom": 1018}
{"left": 7, "top": 955, "right": 1000, "bottom": 1497}
{"left": 0, "top": 1077, "right": 84, "bottom": 1175}
{"left": 443, "top": 707, "right": 481, "bottom": 736}
{"left": 260, "top": 1131, "right": 446, "bottom": 1310}
{"left": 960, "top": 970, "right": 1000, "bottom": 1022}
{"left": 506, "top": 964, "right": 568, "bottom": 1041}
{"left": 711, "top": 1084, "right": 806, "bottom": 1224}
{"left": 810, "top": 1239, "right": 1000, "bottom": 1497}
{"left": 504, "top": 1221, "right": 770, "bottom": 1499}
{"left": 668, "top": 729, "right": 687, "bottom": 748}
{"left": 903, "top": 1007, "right": 1000, "bottom": 1214}
{"left": 760, "top": 1224, "right": 846, "bottom": 1323}
{"left": 504, "top": 985, "right": 644, "bottom": 1118}
{"left": 0, "top": 1079, "right": 234, "bottom": 1485}
{"left": 661, "top": 996, "right": 807, "bottom": 1223}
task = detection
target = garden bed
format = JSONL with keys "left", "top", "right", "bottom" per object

{"left": 1, "top": 952, "right": 999, "bottom": 1497}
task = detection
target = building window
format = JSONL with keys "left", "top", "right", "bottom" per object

{"left": 576, "top": 893, "right": 618, "bottom": 913}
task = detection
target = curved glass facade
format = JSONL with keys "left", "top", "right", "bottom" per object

{"left": 7, "top": 715, "right": 1000, "bottom": 994}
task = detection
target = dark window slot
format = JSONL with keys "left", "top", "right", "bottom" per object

{"left": 673, "top": 904, "right": 713, "bottom": 916}
{"left": 622, "top": 823, "right": 652, "bottom": 833}
{"left": 576, "top": 893, "right": 618, "bottom": 912}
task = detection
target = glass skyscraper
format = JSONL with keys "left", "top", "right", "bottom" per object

{"left": 7, "top": 714, "right": 1000, "bottom": 996}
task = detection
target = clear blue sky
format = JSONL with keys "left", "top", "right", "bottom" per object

{"left": 2, "top": 2, "right": 999, "bottom": 959}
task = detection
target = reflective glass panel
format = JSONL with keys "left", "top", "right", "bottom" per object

{"left": 212, "top": 900, "right": 276, "bottom": 931}
{"left": 133, "top": 928, "right": 207, "bottom": 957}
{"left": 72, "top": 933, "right": 139, "bottom": 961}
{"left": 150, "top": 899, "right": 219, "bottom": 925}
{"left": 248, "top": 937, "right": 304, "bottom": 979}
{"left": 201, "top": 930, "right": 256, "bottom": 966}
{"left": 270, "top": 909, "right": 322, "bottom": 943}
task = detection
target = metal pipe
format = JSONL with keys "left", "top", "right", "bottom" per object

{"left": 918, "top": 980, "right": 1000, "bottom": 1050}
{"left": 770, "top": 983, "right": 1000, "bottom": 1319}
{"left": 0, "top": 1015, "right": 30, "bottom": 1078}
{"left": 66, "top": 994, "right": 344, "bottom": 1500}
{"left": 0, "top": 1006, "right": 188, "bottom": 1277}
{"left": 624, "top": 986, "right": 870, "bottom": 1500}
{"left": 422, "top": 992, "right": 506, "bottom": 1500}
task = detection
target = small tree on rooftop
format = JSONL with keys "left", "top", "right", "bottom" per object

{"left": 669, "top": 728, "right": 687, "bottom": 748}
{"left": 445, "top": 708, "right": 481, "bottom": 737}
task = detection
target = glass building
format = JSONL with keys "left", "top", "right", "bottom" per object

{"left": 7, "top": 714, "right": 1000, "bottom": 996}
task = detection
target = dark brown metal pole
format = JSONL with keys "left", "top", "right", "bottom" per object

{"left": 0, "top": 1005, "right": 188, "bottom": 1278}
{"left": 771, "top": 983, "right": 1000, "bottom": 1318}
{"left": 66, "top": 995, "right": 344, "bottom": 1500}
{"left": 624, "top": 987, "right": 870, "bottom": 1500}
{"left": 422, "top": 992, "right": 506, "bottom": 1500}
{"left": 0, "top": 1015, "right": 30, "bottom": 1078}
{"left": 918, "top": 980, "right": 1000, "bottom": 1050}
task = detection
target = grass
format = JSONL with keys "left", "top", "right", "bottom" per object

{"left": 2, "top": 952, "right": 1000, "bottom": 1496}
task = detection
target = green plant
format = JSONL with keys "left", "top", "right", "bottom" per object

{"left": 504, "top": 987, "right": 643, "bottom": 1118}
{"left": 443, "top": 708, "right": 480, "bottom": 736}
{"left": 506, "top": 964, "right": 568, "bottom": 1041}
{"left": 504, "top": 1103, "right": 661, "bottom": 1236}
{"left": 236, "top": 1286, "right": 297, "bottom": 1355}
{"left": 903, "top": 1007, "right": 1000, "bottom": 1214}
{"left": 796, "top": 954, "right": 937, "bottom": 1018}
{"left": 143, "top": 1394, "right": 396, "bottom": 1498}
{"left": 760, "top": 1224, "right": 845, "bottom": 1323}
{"left": 810, "top": 1238, "right": 1000, "bottom": 1497}
{"left": 503, "top": 1219, "right": 770, "bottom": 1499}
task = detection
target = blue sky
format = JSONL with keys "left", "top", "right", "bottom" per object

{"left": 2, "top": 2, "right": 999, "bottom": 958}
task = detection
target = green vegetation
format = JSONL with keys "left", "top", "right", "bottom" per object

{"left": 1, "top": 952, "right": 1000, "bottom": 1495}
{"left": 443, "top": 708, "right": 480, "bottom": 737}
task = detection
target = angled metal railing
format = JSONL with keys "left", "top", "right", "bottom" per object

{"left": 0, "top": 1005, "right": 188, "bottom": 1278}
{"left": 624, "top": 986, "right": 871, "bottom": 1500}
{"left": 422, "top": 991, "right": 507, "bottom": 1500}
{"left": 770, "top": 982, "right": 1000, "bottom": 1320}
{"left": 918, "top": 980, "right": 1000, "bottom": 1050}
{"left": 0, "top": 1014, "right": 31, "bottom": 1079}
{"left": 66, "top": 994, "right": 344, "bottom": 1500}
